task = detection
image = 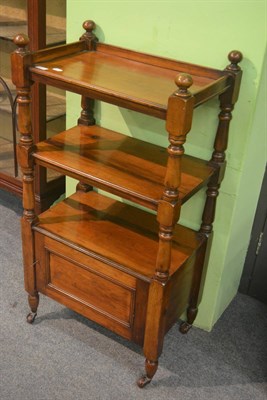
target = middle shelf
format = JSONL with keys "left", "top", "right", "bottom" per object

{"left": 33, "top": 124, "right": 216, "bottom": 210}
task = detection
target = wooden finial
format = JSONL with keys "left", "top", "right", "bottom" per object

{"left": 82, "top": 20, "right": 96, "bottom": 33}
{"left": 174, "top": 73, "right": 193, "bottom": 97}
{"left": 13, "top": 34, "right": 29, "bottom": 53}
{"left": 227, "top": 50, "right": 243, "bottom": 71}
{"left": 80, "top": 20, "right": 97, "bottom": 50}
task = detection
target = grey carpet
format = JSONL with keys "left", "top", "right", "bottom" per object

{"left": 1, "top": 188, "right": 267, "bottom": 400}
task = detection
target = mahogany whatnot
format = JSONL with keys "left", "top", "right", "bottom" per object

{"left": 11, "top": 21, "right": 242, "bottom": 387}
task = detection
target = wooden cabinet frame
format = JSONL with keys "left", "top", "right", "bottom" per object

{"left": 11, "top": 20, "right": 242, "bottom": 387}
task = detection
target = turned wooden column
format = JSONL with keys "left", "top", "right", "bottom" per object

{"left": 27, "top": 0, "right": 47, "bottom": 214}
{"left": 138, "top": 74, "right": 194, "bottom": 388}
{"left": 156, "top": 73, "right": 194, "bottom": 282}
{"left": 200, "top": 50, "right": 243, "bottom": 236}
{"left": 76, "top": 21, "right": 98, "bottom": 193}
{"left": 12, "top": 34, "right": 39, "bottom": 324}
{"left": 78, "top": 20, "right": 98, "bottom": 127}
{"left": 179, "top": 50, "right": 243, "bottom": 334}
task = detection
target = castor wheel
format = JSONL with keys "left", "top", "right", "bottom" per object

{"left": 137, "top": 359, "right": 158, "bottom": 388}
{"left": 137, "top": 375, "right": 152, "bottom": 388}
{"left": 179, "top": 321, "right": 192, "bottom": 334}
{"left": 26, "top": 312, "right": 37, "bottom": 324}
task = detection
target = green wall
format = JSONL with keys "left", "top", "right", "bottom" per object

{"left": 66, "top": 0, "right": 267, "bottom": 330}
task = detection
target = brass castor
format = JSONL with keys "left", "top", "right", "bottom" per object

{"left": 137, "top": 359, "right": 158, "bottom": 388}
{"left": 179, "top": 321, "right": 192, "bottom": 334}
{"left": 26, "top": 312, "right": 37, "bottom": 324}
{"left": 137, "top": 375, "right": 152, "bottom": 388}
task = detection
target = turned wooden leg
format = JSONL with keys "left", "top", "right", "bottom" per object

{"left": 180, "top": 236, "right": 209, "bottom": 334}
{"left": 179, "top": 306, "right": 198, "bottom": 334}
{"left": 137, "top": 359, "right": 158, "bottom": 388}
{"left": 26, "top": 292, "right": 39, "bottom": 324}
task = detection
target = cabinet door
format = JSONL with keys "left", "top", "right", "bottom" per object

{"left": 34, "top": 232, "right": 144, "bottom": 340}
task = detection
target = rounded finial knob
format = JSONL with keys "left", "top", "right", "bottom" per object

{"left": 228, "top": 50, "right": 243, "bottom": 65}
{"left": 82, "top": 20, "right": 96, "bottom": 33}
{"left": 227, "top": 50, "right": 243, "bottom": 71}
{"left": 13, "top": 34, "right": 29, "bottom": 49}
{"left": 175, "top": 73, "right": 193, "bottom": 97}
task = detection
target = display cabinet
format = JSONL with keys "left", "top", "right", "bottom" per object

{"left": 11, "top": 20, "right": 242, "bottom": 387}
{"left": 0, "top": 0, "right": 66, "bottom": 211}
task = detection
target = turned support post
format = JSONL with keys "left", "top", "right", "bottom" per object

{"left": 156, "top": 73, "right": 194, "bottom": 282}
{"left": 77, "top": 96, "right": 95, "bottom": 126}
{"left": 200, "top": 50, "right": 243, "bottom": 236}
{"left": 138, "top": 279, "right": 165, "bottom": 388}
{"left": 78, "top": 21, "right": 98, "bottom": 127}
{"left": 139, "top": 74, "right": 194, "bottom": 387}
{"left": 76, "top": 21, "right": 98, "bottom": 191}
{"left": 12, "top": 34, "right": 39, "bottom": 323}
{"left": 180, "top": 50, "right": 243, "bottom": 334}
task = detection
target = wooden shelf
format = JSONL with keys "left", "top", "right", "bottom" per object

{"left": 29, "top": 42, "right": 231, "bottom": 119}
{"left": 0, "top": 19, "right": 65, "bottom": 46}
{"left": 11, "top": 20, "right": 243, "bottom": 386}
{"left": 34, "top": 190, "right": 204, "bottom": 281}
{"left": 33, "top": 124, "right": 216, "bottom": 210}
{"left": 0, "top": 137, "right": 61, "bottom": 182}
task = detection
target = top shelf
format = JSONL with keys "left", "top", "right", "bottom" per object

{"left": 27, "top": 40, "right": 231, "bottom": 119}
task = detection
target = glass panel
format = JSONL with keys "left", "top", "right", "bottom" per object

{"left": 0, "top": 0, "right": 66, "bottom": 183}
{"left": 46, "top": 0, "right": 66, "bottom": 183}
{"left": 47, "top": 0, "right": 66, "bottom": 46}
{"left": 46, "top": 85, "right": 66, "bottom": 183}
{"left": 0, "top": 1, "right": 26, "bottom": 179}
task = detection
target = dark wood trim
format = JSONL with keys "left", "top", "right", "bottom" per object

{"left": 239, "top": 164, "right": 267, "bottom": 294}
{"left": 0, "top": 173, "right": 23, "bottom": 197}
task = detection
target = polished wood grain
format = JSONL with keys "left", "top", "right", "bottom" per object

{"left": 33, "top": 190, "right": 206, "bottom": 345}
{"left": 35, "top": 231, "right": 139, "bottom": 340}
{"left": 33, "top": 190, "right": 203, "bottom": 280}
{"left": 11, "top": 21, "right": 243, "bottom": 387}
{"left": 50, "top": 253, "right": 135, "bottom": 323}
{"left": 29, "top": 48, "right": 229, "bottom": 118}
{"left": 33, "top": 124, "right": 216, "bottom": 210}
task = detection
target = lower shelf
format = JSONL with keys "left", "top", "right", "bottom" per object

{"left": 32, "top": 190, "right": 207, "bottom": 343}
